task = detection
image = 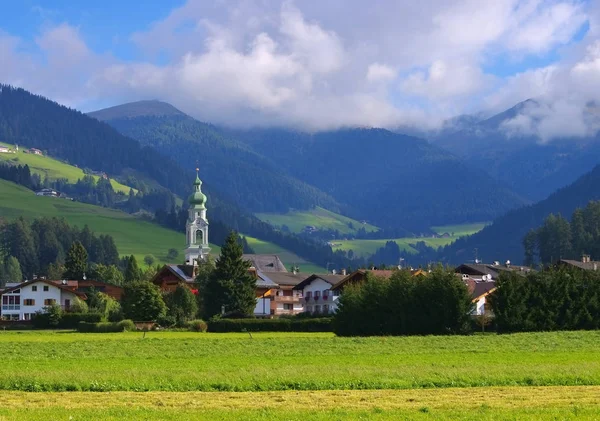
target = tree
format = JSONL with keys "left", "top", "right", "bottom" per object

{"left": 89, "top": 264, "right": 124, "bottom": 285}
{"left": 203, "top": 231, "right": 256, "bottom": 318}
{"left": 165, "top": 284, "right": 198, "bottom": 325}
{"left": 121, "top": 281, "right": 166, "bottom": 321}
{"left": 523, "top": 229, "right": 537, "bottom": 267}
{"left": 0, "top": 218, "right": 37, "bottom": 278}
{"left": 167, "top": 248, "right": 179, "bottom": 261}
{"left": 70, "top": 297, "right": 88, "bottom": 313}
{"left": 1, "top": 256, "right": 23, "bottom": 285}
{"left": 195, "top": 255, "right": 216, "bottom": 317}
{"left": 124, "top": 255, "right": 142, "bottom": 283}
{"left": 63, "top": 241, "right": 88, "bottom": 280}
{"left": 144, "top": 254, "right": 156, "bottom": 267}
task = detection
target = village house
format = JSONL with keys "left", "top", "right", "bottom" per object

{"left": 293, "top": 273, "right": 346, "bottom": 315}
{"left": 0, "top": 146, "right": 15, "bottom": 153}
{"left": 0, "top": 279, "right": 86, "bottom": 321}
{"left": 29, "top": 148, "right": 43, "bottom": 155}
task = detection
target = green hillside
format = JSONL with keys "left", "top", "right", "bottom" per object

{"left": 256, "top": 206, "right": 379, "bottom": 235}
{"left": 0, "top": 141, "right": 134, "bottom": 194}
{"left": 244, "top": 236, "right": 327, "bottom": 274}
{"left": 0, "top": 179, "right": 189, "bottom": 264}
{"left": 331, "top": 223, "right": 486, "bottom": 258}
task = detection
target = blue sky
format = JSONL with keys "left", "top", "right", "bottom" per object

{"left": 0, "top": 0, "right": 598, "bottom": 134}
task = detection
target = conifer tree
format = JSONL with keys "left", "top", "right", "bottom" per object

{"left": 203, "top": 232, "right": 255, "bottom": 317}
{"left": 63, "top": 241, "right": 88, "bottom": 280}
{"left": 124, "top": 255, "right": 142, "bottom": 283}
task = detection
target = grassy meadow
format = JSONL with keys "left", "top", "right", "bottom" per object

{"left": 1, "top": 330, "right": 599, "bottom": 392}
{"left": 256, "top": 206, "right": 379, "bottom": 235}
{"left": 332, "top": 222, "right": 487, "bottom": 258}
{"left": 1, "top": 330, "right": 600, "bottom": 420}
{"left": 0, "top": 179, "right": 187, "bottom": 264}
{"left": 0, "top": 141, "right": 134, "bottom": 194}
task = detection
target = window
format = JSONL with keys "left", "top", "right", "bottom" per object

{"left": 283, "top": 303, "right": 293, "bottom": 311}
{"left": 64, "top": 299, "right": 71, "bottom": 309}
{"left": 305, "top": 291, "right": 312, "bottom": 299}
{"left": 44, "top": 299, "right": 56, "bottom": 306}
{"left": 314, "top": 290, "right": 321, "bottom": 297}
{"left": 323, "top": 305, "right": 330, "bottom": 314}
{"left": 43, "top": 286, "right": 49, "bottom": 292}
{"left": 24, "top": 299, "right": 35, "bottom": 306}
{"left": 32, "top": 286, "right": 37, "bottom": 292}
{"left": 314, "top": 305, "right": 321, "bottom": 314}
{"left": 3, "top": 296, "right": 20, "bottom": 310}
{"left": 306, "top": 306, "right": 312, "bottom": 313}
{"left": 24, "top": 314, "right": 31, "bottom": 321}
{"left": 333, "top": 290, "right": 340, "bottom": 296}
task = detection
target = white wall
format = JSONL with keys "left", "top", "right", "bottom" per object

{"left": 1, "top": 282, "right": 79, "bottom": 320}
{"left": 301, "top": 278, "right": 340, "bottom": 314}
{"left": 254, "top": 297, "right": 271, "bottom": 316}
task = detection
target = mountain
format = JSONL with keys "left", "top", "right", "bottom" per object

{"left": 89, "top": 101, "right": 342, "bottom": 214}
{"left": 440, "top": 163, "right": 600, "bottom": 264}
{"left": 228, "top": 127, "right": 527, "bottom": 230}
{"left": 431, "top": 99, "right": 600, "bottom": 201}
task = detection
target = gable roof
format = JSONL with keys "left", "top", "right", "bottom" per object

{"left": 558, "top": 259, "right": 600, "bottom": 271}
{"left": 257, "top": 271, "right": 306, "bottom": 287}
{"left": 332, "top": 269, "right": 397, "bottom": 291}
{"left": 293, "top": 274, "right": 346, "bottom": 290}
{"left": 464, "top": 278, "right": 497, "bottom": 301}
{"left": 455, "top": 263, "right": 532, "bottom": 279}
{"left": 242, "top": 254, "right": 287, "bottom": 272}
{"left": 1, "top": 279, "right": 87, "bottom": 299}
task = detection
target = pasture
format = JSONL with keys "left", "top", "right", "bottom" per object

{"left": 0, "top": 179, "right": 187, "bottom": 264}
{"left": 0, "top": 141, "right": 134, "bottom": 194}
{"left": 256, "top": 206, "right": 379, "bottom": 235}
{"left": 1, "top": 330, "right": 599, "bottom": 420}
{"left": 332, "top": 222, "right": 487, "bottom": 258}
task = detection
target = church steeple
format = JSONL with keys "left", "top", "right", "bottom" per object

{"left": 184, "top": 169, "right": 210, "bottom": 266}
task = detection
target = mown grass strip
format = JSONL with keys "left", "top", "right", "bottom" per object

{"left": 0, "top": 387, "right": 598, "bottom": 420}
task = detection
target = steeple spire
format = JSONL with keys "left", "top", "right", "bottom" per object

{"left": 184, "top": 167, "right": 210, "bottom": 265}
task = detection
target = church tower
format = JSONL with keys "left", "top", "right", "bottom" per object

{"left": 184, "top": 169, "right": 211, "bottom": 265}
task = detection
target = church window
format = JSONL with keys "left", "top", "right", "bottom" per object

{"left": 196, "top": 229, "right": 203, "bottom": 245}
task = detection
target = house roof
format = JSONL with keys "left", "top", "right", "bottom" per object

{"left": 242, "top": 254, "right": 287, "bottom": 272}
{"left": 455, "top": 263, "right": 532, "bottom": 279}
{"left": 0, "top": 279, "right": 87, "bottom": 299}
{"left": 332, "top": 269, "right": 397, "bottom": 291}
{"left": 558, "top": 259, "right": 600, "bottom": 271}
{"left": 255, "top": 271, "right": 286, "bottom": 289}
{"left": 258, "top": 271, "right": 306, "bottom": 287}
{"left": 464, "top": 278, "right": 497, "bottom": 301}
{"left": 292, "top": 273, "right": 346, "bottom": 290}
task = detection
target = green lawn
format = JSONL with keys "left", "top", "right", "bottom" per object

{"left": 1, "top": 330, "right": 599, "bottom": 420}
{"left": 0, "top": 330, "right": 599, "bottom": 392}
{"left": 244, "top": 235, "right": 326, "bottom": 273}
{"left": 0, "top": 141, "right": 134, "bottom": 194}
{"left": 0, "top": 179, "right": 190, "bottom": 264}
{"left": 332, "top": 222, "right": 487, "bottom": 258}
{"left": 256, "top": 207, "right": 379, "bottom": 235}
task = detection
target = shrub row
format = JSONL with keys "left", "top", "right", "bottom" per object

{"left": 32, "top": 312, "right": 102, "bottom": 329}
{"left": 77, "top": 320, "right": 136, "bottom": 333}
{"left": 207, "top": 318, "right": 333, "bottom": 332}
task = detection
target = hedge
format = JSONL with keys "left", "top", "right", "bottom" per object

{"left": 207, "top": 318, "right": 333, "bottom": 333}
{"left": 77, "top": 320, "right": 136, "bottom": 333}
{"left": 32, "top": 312, "right": 102, "bottom": 329}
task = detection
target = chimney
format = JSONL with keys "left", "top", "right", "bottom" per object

{"left": 582, "top": 254, "right": 591, "bottom": 263}
{"left": 342, "top": 269, "right": 347, "bottom": 276}
{"left": 594, "top": 263, "right": 598, "bottom": 271}
{"left": 505, "top": 260, "right": 511, "bottom": 268}
{"left": 332, "top": 269, "right": 337, "bottom": 275}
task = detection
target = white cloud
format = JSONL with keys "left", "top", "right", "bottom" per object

{"left": 366, "top": 63, "right": 396, "bottom": 83}
{"left": 0, "top": 0, "right": 594, "bottom": 132}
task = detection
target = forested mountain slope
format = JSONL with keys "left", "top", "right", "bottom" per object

{"left": 431, "top": 100, "right": 600, "bottom": 201}
{"left": 231, "top": 128, "right": 526, "bottom": 230}
{"left": 89, "top": 102, "right": 342, "bottom": 213}
{"left": 440, "top": 164, "right": 600, "bottom": 264}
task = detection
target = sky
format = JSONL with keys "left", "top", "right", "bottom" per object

{"left": 1, "top": 0, "right": 599, "bottom": 138}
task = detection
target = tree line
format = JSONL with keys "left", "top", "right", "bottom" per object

{"left": 523, "top": 201, "right": 600, "bottom": 266}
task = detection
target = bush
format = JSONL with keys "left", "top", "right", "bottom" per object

{"left": 156, "top": 314, "right": 177, "bottom": 328}
{"left": 77, "top": 319, "right": 136, "bottom": 333}
{"left": 207, "top": 318, "right": 333, "bottom": 333}
{"left": 58, "top": 313, "right": 102, "bottom": 329}
{"left": 187, "top": 319, "right": 208, "bottom": 332}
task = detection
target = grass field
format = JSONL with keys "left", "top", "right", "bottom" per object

{"left": 0, "top": 330, "right": 599, "bottom": 392}
{"left": 0, "top": 141, "right": 134, "bottom": 194}
{"left": 244, "top": 236, "right": 326, "bottom": 273}
{"left": 0, "top": 179, "right": 188, "bottom": 264}
{"left": 256, "top": 207, "right": 379, "bottom": 235}
{"left": 332, "top": 222, "right": 487, "bottom": 258}
{"left": 0, "top": 386, "right": 598, "bottom": 420}
{"left": 0, "top": 330, "right": 599, "bottom": 420}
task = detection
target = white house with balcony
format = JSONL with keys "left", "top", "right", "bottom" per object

{"left": 0, "top": 280, "right": 85, "bottom": 321}
{"left": 293, "top": 274, "right": 345, "bottom": 315}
